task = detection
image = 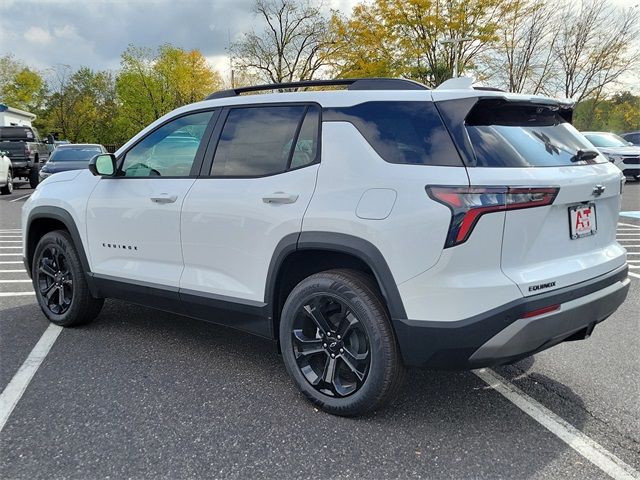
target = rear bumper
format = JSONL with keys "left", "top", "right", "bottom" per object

{"left": 393, "top": 264, "right": 630, "bottom": 369}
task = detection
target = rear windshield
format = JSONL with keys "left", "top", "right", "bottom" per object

{"left": 465, "top": 100, "right": 606, "bottom": 167}
{"left": 50, "top": 147, "right": 102, "bottom": 162}
{"left": 0, "top": 127, "right": 35, "bottom": 141}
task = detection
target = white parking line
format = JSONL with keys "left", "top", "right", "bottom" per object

{"left": 617, "top": 223, "right": 640, "bottom": 228}
{"left": 0, "top": 279, "right": 31, "bottom": 283}
{"left": 0, "top": 324, "right": 62, "bottom": 432}
{"left": 0, "top": 269, "right": 26, "bottom": 273}
{"left": 8, "top": 194, "right": 31, "bottom": 203}
{"left": 0, "top": 292, "right": 35, "bottom": 297}
{"left": 629, "top": 272, "right": 640, "bottom": 280}
{"left": 0, "top": 241, "right": 22, "bottom": 243}
{"left": 475, "top": 369, "right": 640, "bottom": 480}
{"left": 0, "top": 247, "right": 22, "bottom": 250}
{"left": 0, "top": 254, "right": 22, "bottom": 256}
{"left": 0, "top": 261, "right": 23, "bottom": 265}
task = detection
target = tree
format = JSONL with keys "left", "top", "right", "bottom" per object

{"left": 328, "top": 0, "right": 514, "bottom": 87}
{"left": 116, "top": 44, "right": 222, "bottom": 134}
{"left": 573, "top": 92, "right": 640, "bottom": 132}
{"left": 553, "top": 1, "right": 640, "bottom": 102}
{"left": 479, "top": 0, "right": 558, "bottom": 93}
{"left": 45, "top": 66, "right": 120, "bottom": 143}
{"left": 0, "top": 54, "right": 46, "bottom": 112}
{"left": 231, "top": 0, "right": 332, "bottom": 83}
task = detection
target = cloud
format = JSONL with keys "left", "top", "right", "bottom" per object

{"left": 1, "top": 0, "right": 258, "bottom": 72}
{"left": 23, "top": 27, "right": 52, "bottom": 45}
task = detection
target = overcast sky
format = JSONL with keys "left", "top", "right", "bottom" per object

{"left": 0, "top": 0, "right": 355, "bottom": 78}
{"left": 1, "top": 0, "right": 638, "bottom": 86}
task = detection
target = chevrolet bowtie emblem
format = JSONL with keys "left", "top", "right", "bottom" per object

{"left": 592, "top": 185, "right": 605, "bottom": 197}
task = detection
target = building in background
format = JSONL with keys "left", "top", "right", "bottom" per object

{"left": 0, "top": 104, "right": 36, "bottom": 126}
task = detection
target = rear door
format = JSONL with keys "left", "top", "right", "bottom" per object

{"left": 437, "top": 96, "right": 625, "bottom": 295}
{"left": 179, "top": 104, "right": 320, "bottom": 306}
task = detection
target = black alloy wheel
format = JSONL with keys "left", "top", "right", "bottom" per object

{"left": 280, "top": 269, "right": 405, "bottom": 416}
{"left": 36, "top": 244, "right": 73, "bottom": 315}
{"left": 292, "top": 294, "right": 371, "bottom": 397}
{"left": 32, "top": 230, "right": 104, "bottom": 326}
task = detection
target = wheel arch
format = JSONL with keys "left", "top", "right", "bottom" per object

{"left": 267, "top": 231, "right": 407, "bottom": 340}
{"left": 26, "top": 207, "right": 96, "bottom": 294}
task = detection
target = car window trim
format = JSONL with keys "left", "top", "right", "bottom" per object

{"left": 111, "top": 107, "right": 221, "bottom": 180}
{"left": 199, "top": 101, "right": 322, "bottom": 179}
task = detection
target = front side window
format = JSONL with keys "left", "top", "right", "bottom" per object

{"left": 211, "top": 105, "right": 318, "bottom": 177}
{"left": 121, "top": 110, "right": 214, "bottom": 177}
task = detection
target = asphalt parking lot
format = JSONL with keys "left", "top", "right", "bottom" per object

{"left": 1, "top": 181, "right": 639, "bottom": 480}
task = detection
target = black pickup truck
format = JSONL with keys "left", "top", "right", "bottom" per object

{"left": 0, "top": 126, "right": 49, "bottom": 188}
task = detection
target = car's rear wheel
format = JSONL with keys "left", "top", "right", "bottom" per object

{"left": 32, "top": 230, "right": 103, "bottom": 327}
{"left": 29, "top": 167, "right": 39, "bottom": 188}
{"left": 280, "top": 269, "right": 405, "bottom": 416}
{"left": 0, "top": 169, "right": 12, "bottom": 195}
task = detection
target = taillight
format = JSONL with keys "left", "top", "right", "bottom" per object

{"left": 426, "top": 186, "right": 559, "bottom": 248}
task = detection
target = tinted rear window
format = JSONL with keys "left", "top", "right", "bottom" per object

{"left": 0, "top": 127, "right": 34, "bottom": 141}
{"left": 323, "top": 102, "right": 462, "bottom": 167}
{"left": 465, "top": 100, "right": 606, "bottom": 167}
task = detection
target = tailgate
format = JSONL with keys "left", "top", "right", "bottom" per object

{"left": 436, "top": 95, "right": 627, "bottom": 296}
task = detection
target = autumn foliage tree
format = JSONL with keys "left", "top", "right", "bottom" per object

{"left": 329, "top": 0, "right": 512, "bottom": 87}
{"left": 116, "top": 44, "right": 223, "bottom": 133}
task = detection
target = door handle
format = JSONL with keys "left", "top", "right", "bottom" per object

{"left": 150, "top": 193, "right": 178, "bottom": 204}
{"left": 262, "top": 192, "right": 299, "bottom": 204}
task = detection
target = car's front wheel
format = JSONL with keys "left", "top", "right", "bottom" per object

{"left": 32, "top": 230, "right": 103, "bottom": 327}
{"left": 279, "top": 269, "right": 405, "bottom": 416}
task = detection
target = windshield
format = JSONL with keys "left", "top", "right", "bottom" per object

{"left": 50, "top": 146, "right": 102, "bottom": 162}
{"left": 464, "top": 100, "right": 606, "bottom": 167}
{"left": 583, "top": 133, "right": 630, "bottom": 148}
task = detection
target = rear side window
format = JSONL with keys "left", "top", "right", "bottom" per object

{"left": 211, "top": 105, "right": 319, "bottom": 177}
{"left": 465, "top": 100, "right": 607, "bottom": 167}
{"left": 323, "top": 102, "right": 462, "bottom": 167}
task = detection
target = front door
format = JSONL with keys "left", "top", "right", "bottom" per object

{"left": 86, "top": 109, "right": 216, "bottom": 288}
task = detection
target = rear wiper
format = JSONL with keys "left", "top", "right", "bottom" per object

{"left": 571, "top": 149, "right": 599, "bottom": 162}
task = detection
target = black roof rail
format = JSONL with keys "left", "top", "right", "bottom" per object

{"left": 206, "top": 78, "right": 428, "bottom": 100}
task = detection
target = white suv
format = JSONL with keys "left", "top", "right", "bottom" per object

{"left": 22, "top": 78, "right": 630, "bottom": 416}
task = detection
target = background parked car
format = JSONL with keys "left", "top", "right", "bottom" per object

{"left": 621, "top": 131, "right": 640, "bottom": 146}
{"left": 0, "top": 150, "right": 12, "bottom": 195}
{"left": 0, "top": 125, "right": 49, "bottom": 188}
{"left": 582, "top": 131, "right": 640, "bottom": 180}
{"left": 39, "top": 143, "right": 107, "bottom": 182}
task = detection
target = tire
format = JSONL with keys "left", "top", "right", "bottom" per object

{"left": 279, "top": 269, "right": 405, "bottom": 416}
{"left": 0, "top": 169, "right": 12, "bottom": 195}
{"left": 32, "top": 230, "right": 103, "bottom": 327}
{"left": 29, "top": 167, "right": 39, "bottom": 188}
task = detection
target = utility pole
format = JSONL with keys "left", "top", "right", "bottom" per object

{"left": 440, "top": 36, "right": 472, "bottom": 78}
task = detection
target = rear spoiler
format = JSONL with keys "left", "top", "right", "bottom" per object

{"left": 433, "top": 95, "right": 575, "bottom": 167}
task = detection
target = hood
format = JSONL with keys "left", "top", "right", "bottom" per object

{"left": 595, "top": 146, "right": 640, "bottom": 156}
{"left": 41, "top": 161, "right": 89, "bottom": 173}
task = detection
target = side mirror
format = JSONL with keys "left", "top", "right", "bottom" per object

{"left": 89, "top": 153, "right": 117, "bottom": 177}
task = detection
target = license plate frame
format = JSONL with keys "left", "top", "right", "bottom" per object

{"left": 569, "top": 203, "right": 597, "bottom": 240}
